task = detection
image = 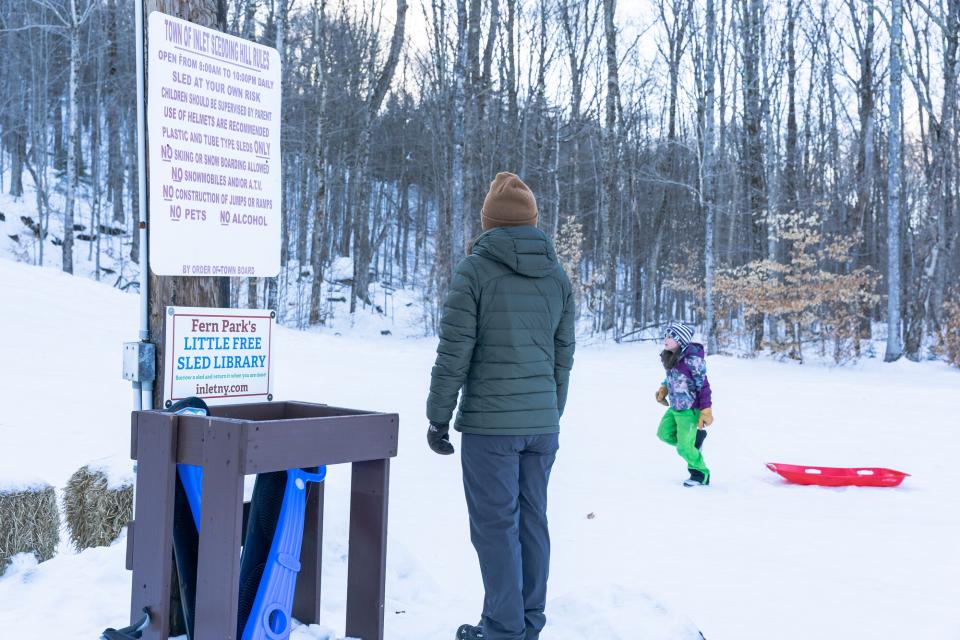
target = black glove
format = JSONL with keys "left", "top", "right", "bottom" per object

{"left": 427, "top": 421, "right": 455, "bottom": 455}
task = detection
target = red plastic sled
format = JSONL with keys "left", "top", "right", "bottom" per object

{"left": 765, "top": 463, "right": 909, "bottom": 487}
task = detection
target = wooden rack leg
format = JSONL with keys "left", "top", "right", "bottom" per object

{"left": 345, "top": 458, "right": 390, "bottom": 640}
{"left": 193, "top": 422, "right": 245, "bottom": 640}
{"left": 130, "top": 413, "right": 178, "bottom": 640}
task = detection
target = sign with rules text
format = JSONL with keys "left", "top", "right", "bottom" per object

{"left": 163, "top": 306, "right": 274, "bottom": 406}
{"left": 147, "top": 11, "right": 281, "bottom": 277}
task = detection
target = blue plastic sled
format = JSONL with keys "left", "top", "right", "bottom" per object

{"left": 240, "top": 466, "right": 326, "bottom": 640}
{"left": 171, "top": 402, "right": 326, "bottom": 640}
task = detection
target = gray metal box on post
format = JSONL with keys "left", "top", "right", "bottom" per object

{"left": 123, "top": 342, "right": 156, "bottom": 383}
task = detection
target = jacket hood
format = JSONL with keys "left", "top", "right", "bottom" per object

{"left": 470, "top": 225, "right": 558, "bottom": 278}
{"left": 682, "top": 343, "right": 705, "bottom": 358}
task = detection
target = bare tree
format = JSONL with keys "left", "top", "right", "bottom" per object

{"left": 22, "top": 0, "right": 98, "bottom": 273}
{"left": 558, "top": 0, "right": 599, "bottom": 232}
{"left": 308, "top": 0, "right": 329, "bottom": 324}
{"left": 451, "top": 0, "right": 467, "bottom": 267}
{"left": 702, "top": 0, "right": 718, "bottom": 354}
{"left": 349, "top": 0, "right": 408, "bottom": 312}
{"left": 886, "top": 0, "right": 904, "bottom": 361}
{"left": 903, "top": 0, "right": 960, "bottom": 359}
{"left": 147, "top": 0, "right": 228, "bottom": 413}
{"left": 740, "top": 0, "right": 767, "bottom": 349}
{"left": 1, "top": 0, "right": 957, "bottom": 365}
{"left": 601, "top": 0, "right": 621, "bottom": 332}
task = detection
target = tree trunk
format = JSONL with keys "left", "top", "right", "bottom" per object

{"left": 128, "top": 99, "right": 141, "bottom": 264}
{"left": 559, "top": 0, "right": 597, "bottom": 251}
{"left": 350, "top": 0, "right": 408, "bottom": 313}
{"left": 703, "top": 0, "right": 718, "bottom": 353}
{"left": 741, "top": 0, "right": 766, "bottom": 350}
{"left": 147, "top": 0, "right": 228, "bottom": 415}
{"left": 885, "top": 0, "right": 903, "bottom": 361}
{"left": 601, "top": 0, "right": 621, "bottom": 333}
{"left": 852, "top": 0, "right": 876, "bottom": 342}
{"left": 760, "top": 0, "right": 778, "bottom": 344}
{"left": 5, "top": 24, "right": 27, "bottom": 200}
{"left": 108, "top": 0, "right": 126, "bottom": 224}
{"left": 62, "top": 0, "right": 81, "bottom": 274}
{"left": 264, "top": 0, "right": 287, "bottom": 314}
{"left": 242, "top": 0, "right": 257, "bottom": 39}
{"left": 54, "top": 98, "right": 66, "bottom": 172}
{"left": 309, "top": 0, "right": 328, "bottom": 325}
{"left": 8, "top": 90, "right": 26, "bottom": 198}
{"left": 905, "top": 0, "right": 959, "bottom": 358}
{"left": 505, "top": 0, "right": 519, "bottom": 160}
{"left": 450, "top": 0, "right": 467, "bottom": 269}
{"left": 92, "top": 51, "right": 103, "bottom": 268}
{"left": 462, "top": 0, "right": 483, "bottom": 246}
{"left": 930, "top": 1, "right": 960, "bottom": 331}
{"left": 783, "top": 0, "right": 799, "bottom": 212}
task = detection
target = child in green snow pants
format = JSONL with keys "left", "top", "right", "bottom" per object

{"left": 657, "top": 408, "right": 710, "bottom": 481}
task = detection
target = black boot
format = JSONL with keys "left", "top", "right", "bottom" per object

{"left": 457, "top": 624, "right": 485, "bottom": 639}
{"left": 684, "top": 469, "right": 710, "bottom": 486}
{"left": 683, "top": 430, "right": 710, "bottom": 486}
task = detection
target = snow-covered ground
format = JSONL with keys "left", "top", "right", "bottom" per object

{"left": 1, "top": 257, "right": 958, "bottom": 639}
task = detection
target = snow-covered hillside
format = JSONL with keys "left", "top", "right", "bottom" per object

{"left": 1, "top": 257, "right": 958, "bottom": 639}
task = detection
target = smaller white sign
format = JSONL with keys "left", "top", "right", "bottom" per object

{"left": 164, "top": 306, "right": 274, "bottom": 407}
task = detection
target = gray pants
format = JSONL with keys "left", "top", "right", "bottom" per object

{"left": 461, "top": 433, "right": 559, "bottom": 640}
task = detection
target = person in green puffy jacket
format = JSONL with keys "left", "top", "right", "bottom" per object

{"left": 426, "top": 172, "right": 575, "bottom": 640}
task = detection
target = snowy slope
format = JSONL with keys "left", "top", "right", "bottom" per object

{"left": 1, "top": 257, "right": 959, "bottom": 639}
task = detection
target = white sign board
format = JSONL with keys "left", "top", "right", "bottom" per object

{"left": 148, "top": 12, "right": 281, "bottom": 277}
{"left": 163, "top": 306, "right": 274, "bottom": 407}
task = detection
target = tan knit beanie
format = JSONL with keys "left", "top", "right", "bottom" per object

{"left": 481, "top": 172, "right": 538, "bottom": 231}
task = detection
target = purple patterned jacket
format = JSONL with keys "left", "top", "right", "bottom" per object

{"left": 662, "top": 343, "right": 713, "bottom": 411}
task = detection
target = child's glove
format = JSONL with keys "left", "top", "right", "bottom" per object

{"left": 697, "top": 407, "right": 714, "bottom": 429}
{"left": 655, "top": 385, "right": 669, "bottom": 406}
